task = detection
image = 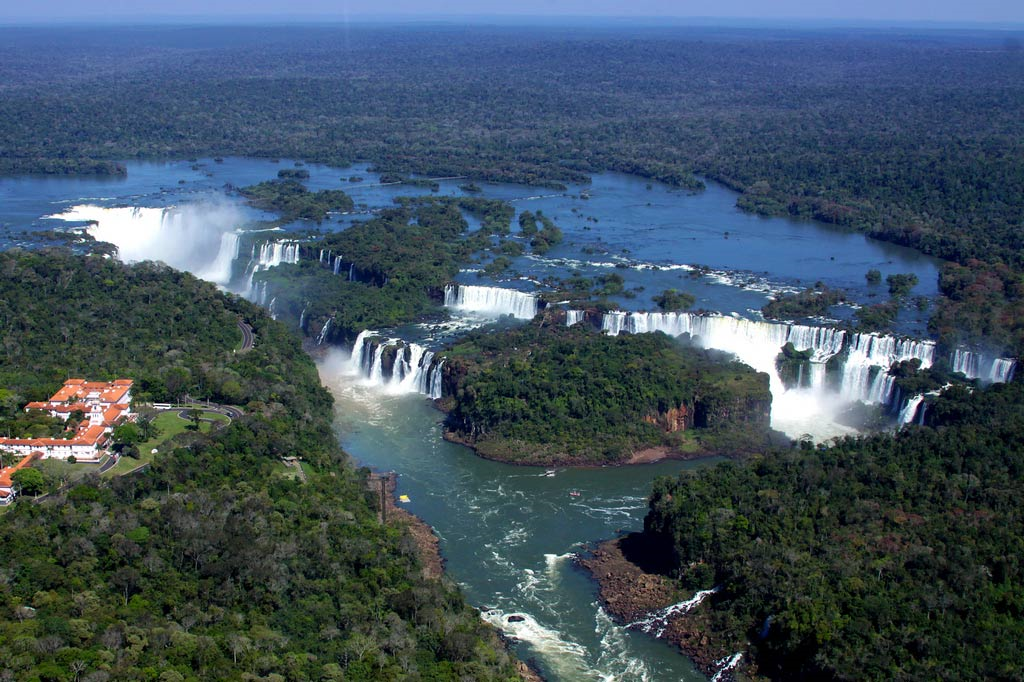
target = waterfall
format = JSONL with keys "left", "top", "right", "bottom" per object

{"left": 348, "top": 332, "right": 446, "bottom": 398}
{"left": 444, "top": 284, "right": 538, "bottom": 319}
{"left": 951, "top": 349, "right": 1017, "bottom": 383}
{"left": 597, "top": 310, "right": 1004, "bottom": 439}
{"left": 243, "top": 239, "right": 301, "bottom": 299}
{"left": 333, "top": 255, "right": 343, "bottom": 275}
{"left": 50, "top": 203, "right": 247, "bottom": 287}
{"left": 197, "top": 230, "right": 242, "bottom": 285}
{"left": 316, "top": 318, "right": 333, "bottom": 346}
{"left": 299, "top": 305, "right": 308, "bottom": 331}
{"left": 601, "top": 311, "right": 845, "bottom": 377}
{"left": 898, "top": 394, "right": 925, "bottom": 424}
{"left": 566, "top": 310, "right": 585, "bottom": 326}
{"left": 349, "top": 263, "right": 355, "bottom": 281}
{"left": 268, "top": 296, "right": 278, "bottom": 320}
{"left": 252, "top": 240, "right": 300, "bottom": 268}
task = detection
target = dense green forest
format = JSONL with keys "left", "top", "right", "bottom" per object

{"left": 2, "top": 25, "right": 1021, "bottom": 348}
{"left": 438, "top": 321, "right": 774, "bottom": 465}
{"left": 638, "top": 380, "right": 1024, "bottom": 680}
{"left": 0, "top": 250, "right": 520, "bottom": 681}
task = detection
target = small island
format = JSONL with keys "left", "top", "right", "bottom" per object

{"left": 435, "top": 320, "right": 775, "bottom": 466}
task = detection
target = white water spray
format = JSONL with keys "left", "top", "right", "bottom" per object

{"left": 48, "top": 202, "right": 247, "bottom": 286}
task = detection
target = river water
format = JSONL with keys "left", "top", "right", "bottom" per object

{"left": 1, "top": 157, "right": 951, "bottom": 680}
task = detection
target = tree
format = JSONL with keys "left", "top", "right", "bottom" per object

{"left": 653, "top": 289, "right": 696, "bottom": 312}
{"left": 11, "top": 467, "right": 45, "bottom": 496}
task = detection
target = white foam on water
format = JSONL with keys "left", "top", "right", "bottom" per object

{"left": 629, "top": 587, "right": 720, "bottom": 638}
{"left": 480, "top": 609, "right": 598, "bottom": 680}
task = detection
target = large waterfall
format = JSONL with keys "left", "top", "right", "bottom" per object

{"left": 348, "top": 331, "right": 446, "bottom": 399}
{"left": 444, "top": 284, "right": 538, "bottom": 319}
{"left": 48, "top": 203, "right": 246, "bottom": 286}
{"left": 600, "top": 310, "right": 1013, "bottom": 440}
{"left": 566, "top": 310, "right": 585, "bottom": 326}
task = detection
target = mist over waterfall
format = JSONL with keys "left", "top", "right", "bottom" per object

{"left": 600, "top": 310, "right": 1012, "bottom": 440}
{"left": 48, "top": 202, "right": 247, "bottom": 286}
{"left": 445, "top": 284, "right": 538, "bottom": 319}
{"left": 348, "top": 331, "right": 446, "bottom": 399}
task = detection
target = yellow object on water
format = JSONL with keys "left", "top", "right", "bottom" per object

{"left": 399, "top": 495, "right": 411, "bottom": 503}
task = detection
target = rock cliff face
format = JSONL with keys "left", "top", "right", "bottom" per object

{"left": 644, "top": 405, "right": 691, "bottom": 432}
{"left": 693, "top": 394, "right": 771, "bottom": 431}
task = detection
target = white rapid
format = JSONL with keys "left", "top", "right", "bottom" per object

{"left": 628, "top": 587, "right": 720, "bottom": 639}
{"left": 445, "top": 284, "right": 538, "bottom": 319}
{"left": 48, "top": 202, "right": 246, "bottom": 286}
{"left": 348, "top": 331, "right": 446, "bottom": 399}
{"left": 898, "top": 394, "right": 926, "bottom": 425}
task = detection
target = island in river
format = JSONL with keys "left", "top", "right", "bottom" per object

{"left": 433, "top": 318, "right": 777, "bottom": 466}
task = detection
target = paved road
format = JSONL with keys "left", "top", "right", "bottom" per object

{"left": 237, "top": 319, "right": 255, "bottom": 352}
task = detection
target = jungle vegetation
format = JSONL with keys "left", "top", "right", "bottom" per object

{"left": 0, "top": 250, "right": 520, "bottom": 682}
{"left": 439, "top": 321, "right": 774, "bottom": 465}
{"left": 640, "top": 379, "right": 1024, "bottom": 680}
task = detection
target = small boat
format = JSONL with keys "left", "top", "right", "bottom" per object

{"left": 398, "top": 494, "right": 411, "bottom": 503}
{"left": 569, "top": 490, "right": 581, "bottom": 497}
{"left": 542, "top": 469, "right": 556, "bottom": 477}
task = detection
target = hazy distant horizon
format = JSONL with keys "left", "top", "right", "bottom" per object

{"left": 2, "top": 1, "right": 1023, "bottom": 28}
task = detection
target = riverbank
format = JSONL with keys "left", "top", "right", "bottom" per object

{"left": 370, "top": 471, "right": 545, "bottom": 682}
{"left": 578, "top": 535, "right": 748, "bottom": 681}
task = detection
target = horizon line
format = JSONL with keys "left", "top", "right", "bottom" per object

{"left": 1, "top": 14, "right": 1023, "bottom": 31}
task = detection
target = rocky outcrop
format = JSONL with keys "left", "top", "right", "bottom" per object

{"left": 579, "top": 536, "right": 744, "bottom": 681}
{"left": 643, "top": 405, "right": 690, "bottom": 432}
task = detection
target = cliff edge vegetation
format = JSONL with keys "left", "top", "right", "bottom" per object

{"left": 437, "top": 321, "right": 774, "bottom": 465}
{"left": 598, "top": 380, "right": 1024, "bottom": 680}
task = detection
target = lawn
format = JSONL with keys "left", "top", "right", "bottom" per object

{"left": 104, "top": 410, "right": 229, "bottom": 476}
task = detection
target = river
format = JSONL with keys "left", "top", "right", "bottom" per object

{"left": 0, "top": 156, "right": 960, "bottom": 680}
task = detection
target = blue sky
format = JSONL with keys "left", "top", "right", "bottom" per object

{"left": 2, "top": 0, "right": 1022, "bottom": 24}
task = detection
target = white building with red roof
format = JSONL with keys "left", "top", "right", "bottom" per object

{"left": 0, "top": 379, "right": 133, "bottom": 462}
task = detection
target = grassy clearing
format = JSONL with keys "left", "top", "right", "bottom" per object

{"left": 104, "top": 410, "right": 226, "bottom": 477}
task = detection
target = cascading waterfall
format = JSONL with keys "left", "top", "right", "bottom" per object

{"left": 197, "top": 230, "right": 242, "bottom": 285}
{"left": 316, "top": 318, "right": 333, "bottom": 346}
{"left": 444, "top": 284, "right": 538, "bottom": 319}
{"left": 598, "top": 310, "right": 1017, "bottom": 440}
{"left": 565, "top": 310, "right": 584, "bottom": 326}
{"left": 245, "top": 239, "right": 301, "bottom": 298}
{"left": 347, "top": 332, "right": 446, "bottom": 398}
{"left": 252, "top": 240, "right": 300, "bottom": 268}
{"left": 951, "top": 349, "right": 1017, "bottom": 383}
{"left": 898, "top": 394, "right": 925, "bottom": 424}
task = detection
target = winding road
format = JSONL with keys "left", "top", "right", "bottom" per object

{"left": 237, "top": 319, "right": 255, "bottom": 352}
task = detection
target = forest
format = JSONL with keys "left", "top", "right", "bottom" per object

{"left": 438, "top": 320, "right": 774, "bottom": 465}
{"left": 0, "top": 250, "right": 520, "bottom": 682}
{"left": 639, "top": 380, "right": 1024, "bottom": 680}
{"left": 1, "top": 25, "right": 1020, "bottom": 349}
